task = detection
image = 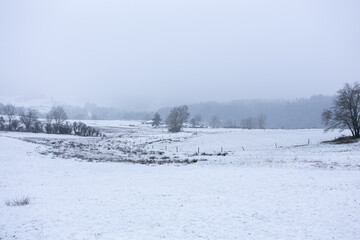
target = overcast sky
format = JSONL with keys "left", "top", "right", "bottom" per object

{"left": 0, "top": 0, "right": 359, "bottom": 110}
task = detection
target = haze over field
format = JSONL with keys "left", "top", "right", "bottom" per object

{"left": 1, "top": 0, "right": 360, "bottom": 110}
{"left": 1, "top": 2, "right": 360, "bottom": 239}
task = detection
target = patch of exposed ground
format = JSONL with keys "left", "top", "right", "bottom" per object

{"left": 19, "top": 136, "right": 204, "bottom": 165}
{"left": 322, "top": 135, "right": 359, "bottom": 144}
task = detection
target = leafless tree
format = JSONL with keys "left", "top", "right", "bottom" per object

{"left": 210, "top": 115, "right": 219, "bottom": 128}
{"left": 241, "top": 117, "right": 255, "bottom": 129}
{"left": 3, "top": 104, "right": 16, "bottom": 129}
{"left": 48, "top": 106, "right": 68, "bottom": 133}
{"left": 49, "top": 106, "right": 67, "bottom": 125}
{"left": 20, "top": 109, "right": 39, "bottom": 132}
{"left": 257, "top": 114, "right": 267, "bottom": 129}
{"left": 166, "top": 105, "right": 190, "bottom": 132}
{"left": 190, "top": 114, "right": 202, "bottom": 128}
{"left": 322, "top": 82, "right": 360, "bottom": 138}
{"left": 224, "top": 120, "right": 236, "bottom": 128}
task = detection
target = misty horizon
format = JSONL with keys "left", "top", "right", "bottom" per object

{"left": 1, "top": 0, "right": 359, "bottom": 111}
{"left": 0, "top": 94, "right": 333, "bottom": 129}
{"left": 1, "top": 2, "right": 360, "bottom": 239}
{"left": 0, "top": 93, "right": 333, "bottom": 112}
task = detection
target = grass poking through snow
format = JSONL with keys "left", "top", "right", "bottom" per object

{"left": 5, "top": 196, "right": 30, "bottom": 206}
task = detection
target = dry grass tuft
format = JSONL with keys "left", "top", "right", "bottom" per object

{"left": 5, "top": 196, "right": 30, "bottom": 206}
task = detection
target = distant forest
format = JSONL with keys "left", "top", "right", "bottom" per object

{"left": 0, "top": 95, "right": 333, "bottom": 129}
{"left": 158, "top": 95, "right": 333, "bottom": 129}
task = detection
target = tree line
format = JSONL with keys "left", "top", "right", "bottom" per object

{"left": 2, "top": 81, "right": 356, "bottom": 137}
{"left": 152, "top": 80, "right": 360, "bottom": 135}
{"left": 154, "top": 82, "right": 360, "bottom": 136}
{"left": 156, "top": 95, "right": 333, "bottom": 129}
{"left": 151, "top": 105, "right": 268, "bottom": 133}
{"left": 0, "top": 105, "right": 101, "bottom": 137}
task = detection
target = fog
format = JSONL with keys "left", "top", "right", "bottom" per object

{"left": 0, "top": 0, "right": 359, "bottom": 111}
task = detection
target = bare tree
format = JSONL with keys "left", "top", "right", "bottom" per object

{"left": 241, "top": 117, "right": 255, "bottom": 129}
{"left": 257, "top": 114, "right": 267, "bottom": 129}
{"left": 322, "top": 82, "right": 360, "bottom": 138}
{"left": 20, "top": 109, "right": 39, "bottom": 132}
{"left": 3, "top": 104, "right": 16, "bottom": 129}
{"left": 210, "top": 115, "right": 219, "bottom": 128}
{"left": 49, "top": 106, "right": 67, "bottom": 125}
{"left": 224, "top": 120, "right": 236, "bottom": 128}
{"left": 48, "top": 106, "right": 68, "bottom": 133}
{"left": 190, "top": 114, "right": 202, "bottom": 128}
{"left": 166, "top": 105, "right": 190, "bottom": 133}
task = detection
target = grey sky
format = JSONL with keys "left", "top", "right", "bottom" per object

{"left": 0, "top": 0, "right": 359, "bottom": 111}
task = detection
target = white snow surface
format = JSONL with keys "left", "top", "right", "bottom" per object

{"left": 1, "top": 123, "right": 360, "bottom": 240}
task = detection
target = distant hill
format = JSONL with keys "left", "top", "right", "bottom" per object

{"left": 62, "top": 103, "right": 153, "bottom": 121}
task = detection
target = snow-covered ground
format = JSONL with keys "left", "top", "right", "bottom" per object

{"left": 1, "top": 122, "right": 359, "bottom": 239}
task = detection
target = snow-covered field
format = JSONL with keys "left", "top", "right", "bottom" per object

{"left": 1, "top": 121, "right": 359, "bottom": 239}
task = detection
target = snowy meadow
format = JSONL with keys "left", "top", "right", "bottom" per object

{"left": 0, "top": 121, "right": 359, "bottom": 240}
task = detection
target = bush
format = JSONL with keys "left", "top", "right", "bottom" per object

{"left": 33, "top": 120, "right": 44, "bottom": 133}
{"left": 0, "top": 116, "right": 5, "bottom": 130}
{"left": 59, "top": 122, "right": 72, "bottom": 134}
{"left": 73, "top": 121, "right": 101, "bottom": 136}
{"left": 0, "top": 108, "right": 101, "bottom": 137}
{"left": 45, "top": 123, "right": 54, "bottom": 134}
